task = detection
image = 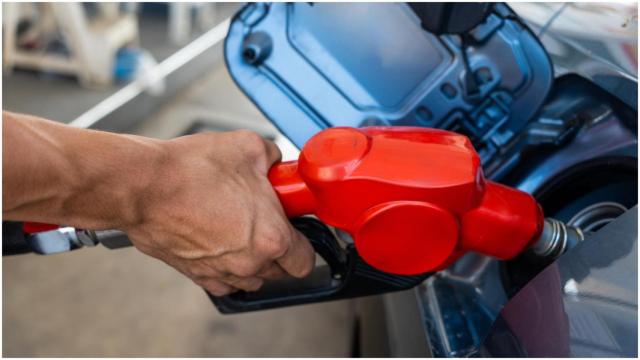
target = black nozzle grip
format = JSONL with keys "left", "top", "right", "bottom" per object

{"left": 2, "top": 221, "right": 32, "bottom": 255}
{"left": 210, "top": 217, "right": 431, "bottom": 314}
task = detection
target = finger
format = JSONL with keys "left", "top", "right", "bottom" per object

{"left": 223, "top": 276, "right": 264, "bottom": 292}
{"left": 276, "top": 228, "right": 315, "bottom": 278}
{"left": 183, "top": 258, "right": 225, "bottom": 280}
{"left": 193, "top": 258, "right": 265, "bottom": 290}
{"left": 195, "top": 278, "right": 237, "bottom": 297}
{"left": 258, "top": 262, "right": 287, "bottom": 280}
{"left": 186, "top": 258, "right": 263, "bottom": 293}
{"left": 262, "top": 138, "right": 282, "bottom": 166}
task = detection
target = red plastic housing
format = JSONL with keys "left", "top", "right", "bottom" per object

{"left": 22, "top": 222, "right": 59, "bottom": 234}
{"left": 269, "top": 127, "right": 544, "bottom": 275}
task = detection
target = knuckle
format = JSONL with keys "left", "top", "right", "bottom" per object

{"left": 234, "top": 130, "right": 266, "bottom": 159}
{"left": 230, "top": 258, "right": 262, "bottom": 278}
{"left": 256, "top": 228, "right": 289, "bottom": 259}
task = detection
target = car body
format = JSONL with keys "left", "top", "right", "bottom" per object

{"left": 222, "top": 2, "right": 637, "bottom": 356}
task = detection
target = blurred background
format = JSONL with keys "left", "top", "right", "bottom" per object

{"left": 2, "top": 2, "right": 353, "bottom": 357}
{"left": 2, "top": 1, "right": 637, "bottom": 357}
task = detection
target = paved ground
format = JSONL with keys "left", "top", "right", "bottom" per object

{"left": 3, "top": 13, "right": 354, "bottom": 356}
{"left": 3, "top": 246, "right": 353, "bottom": 357}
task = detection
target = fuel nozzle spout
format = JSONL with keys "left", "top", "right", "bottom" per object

{"left": 529, "top": 218, "right": 585, "bottom": 260}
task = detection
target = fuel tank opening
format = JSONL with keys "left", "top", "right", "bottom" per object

{"left": 501, "top": 156, "right": 636, "bottom": 298}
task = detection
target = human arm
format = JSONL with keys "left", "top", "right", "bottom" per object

{"left": 2, "top": 111, "right": 315, "bottom": 295}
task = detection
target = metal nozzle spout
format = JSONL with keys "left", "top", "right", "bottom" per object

{"left": 530, "top": 218, "right": 584, "bottom": 260}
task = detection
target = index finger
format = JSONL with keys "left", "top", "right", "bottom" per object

{"left": 276, "top": 227, "right": 315, "bottom": 278}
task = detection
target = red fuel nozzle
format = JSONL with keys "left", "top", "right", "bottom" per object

{"left": 269, "top": 127, "right": 544, "bottom": 275}
{"left": 22, "top": 127, "right": 545, "bottom": 274}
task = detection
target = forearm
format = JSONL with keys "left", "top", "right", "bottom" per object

{"left": 2, "top": 111, "right": 166, "bottom": 230}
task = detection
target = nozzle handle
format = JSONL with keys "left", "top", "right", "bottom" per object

{"left": 210, "top": 217, "right": 430, "bottom": 313}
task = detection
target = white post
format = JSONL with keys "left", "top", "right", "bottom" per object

{"left": 169, "top": 3, "right": 191, "bottom": 45}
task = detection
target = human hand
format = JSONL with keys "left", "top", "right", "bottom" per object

{"left": 124, "top": 130, "right": 315, "bottom": 296}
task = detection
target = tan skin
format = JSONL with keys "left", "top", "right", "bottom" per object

{"left": 2, "top": 111, "right": 315, "bottom": 296}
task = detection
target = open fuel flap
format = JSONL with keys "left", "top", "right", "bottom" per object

{"left": 224, "top": 2, "right": 553, "bottom": 174}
